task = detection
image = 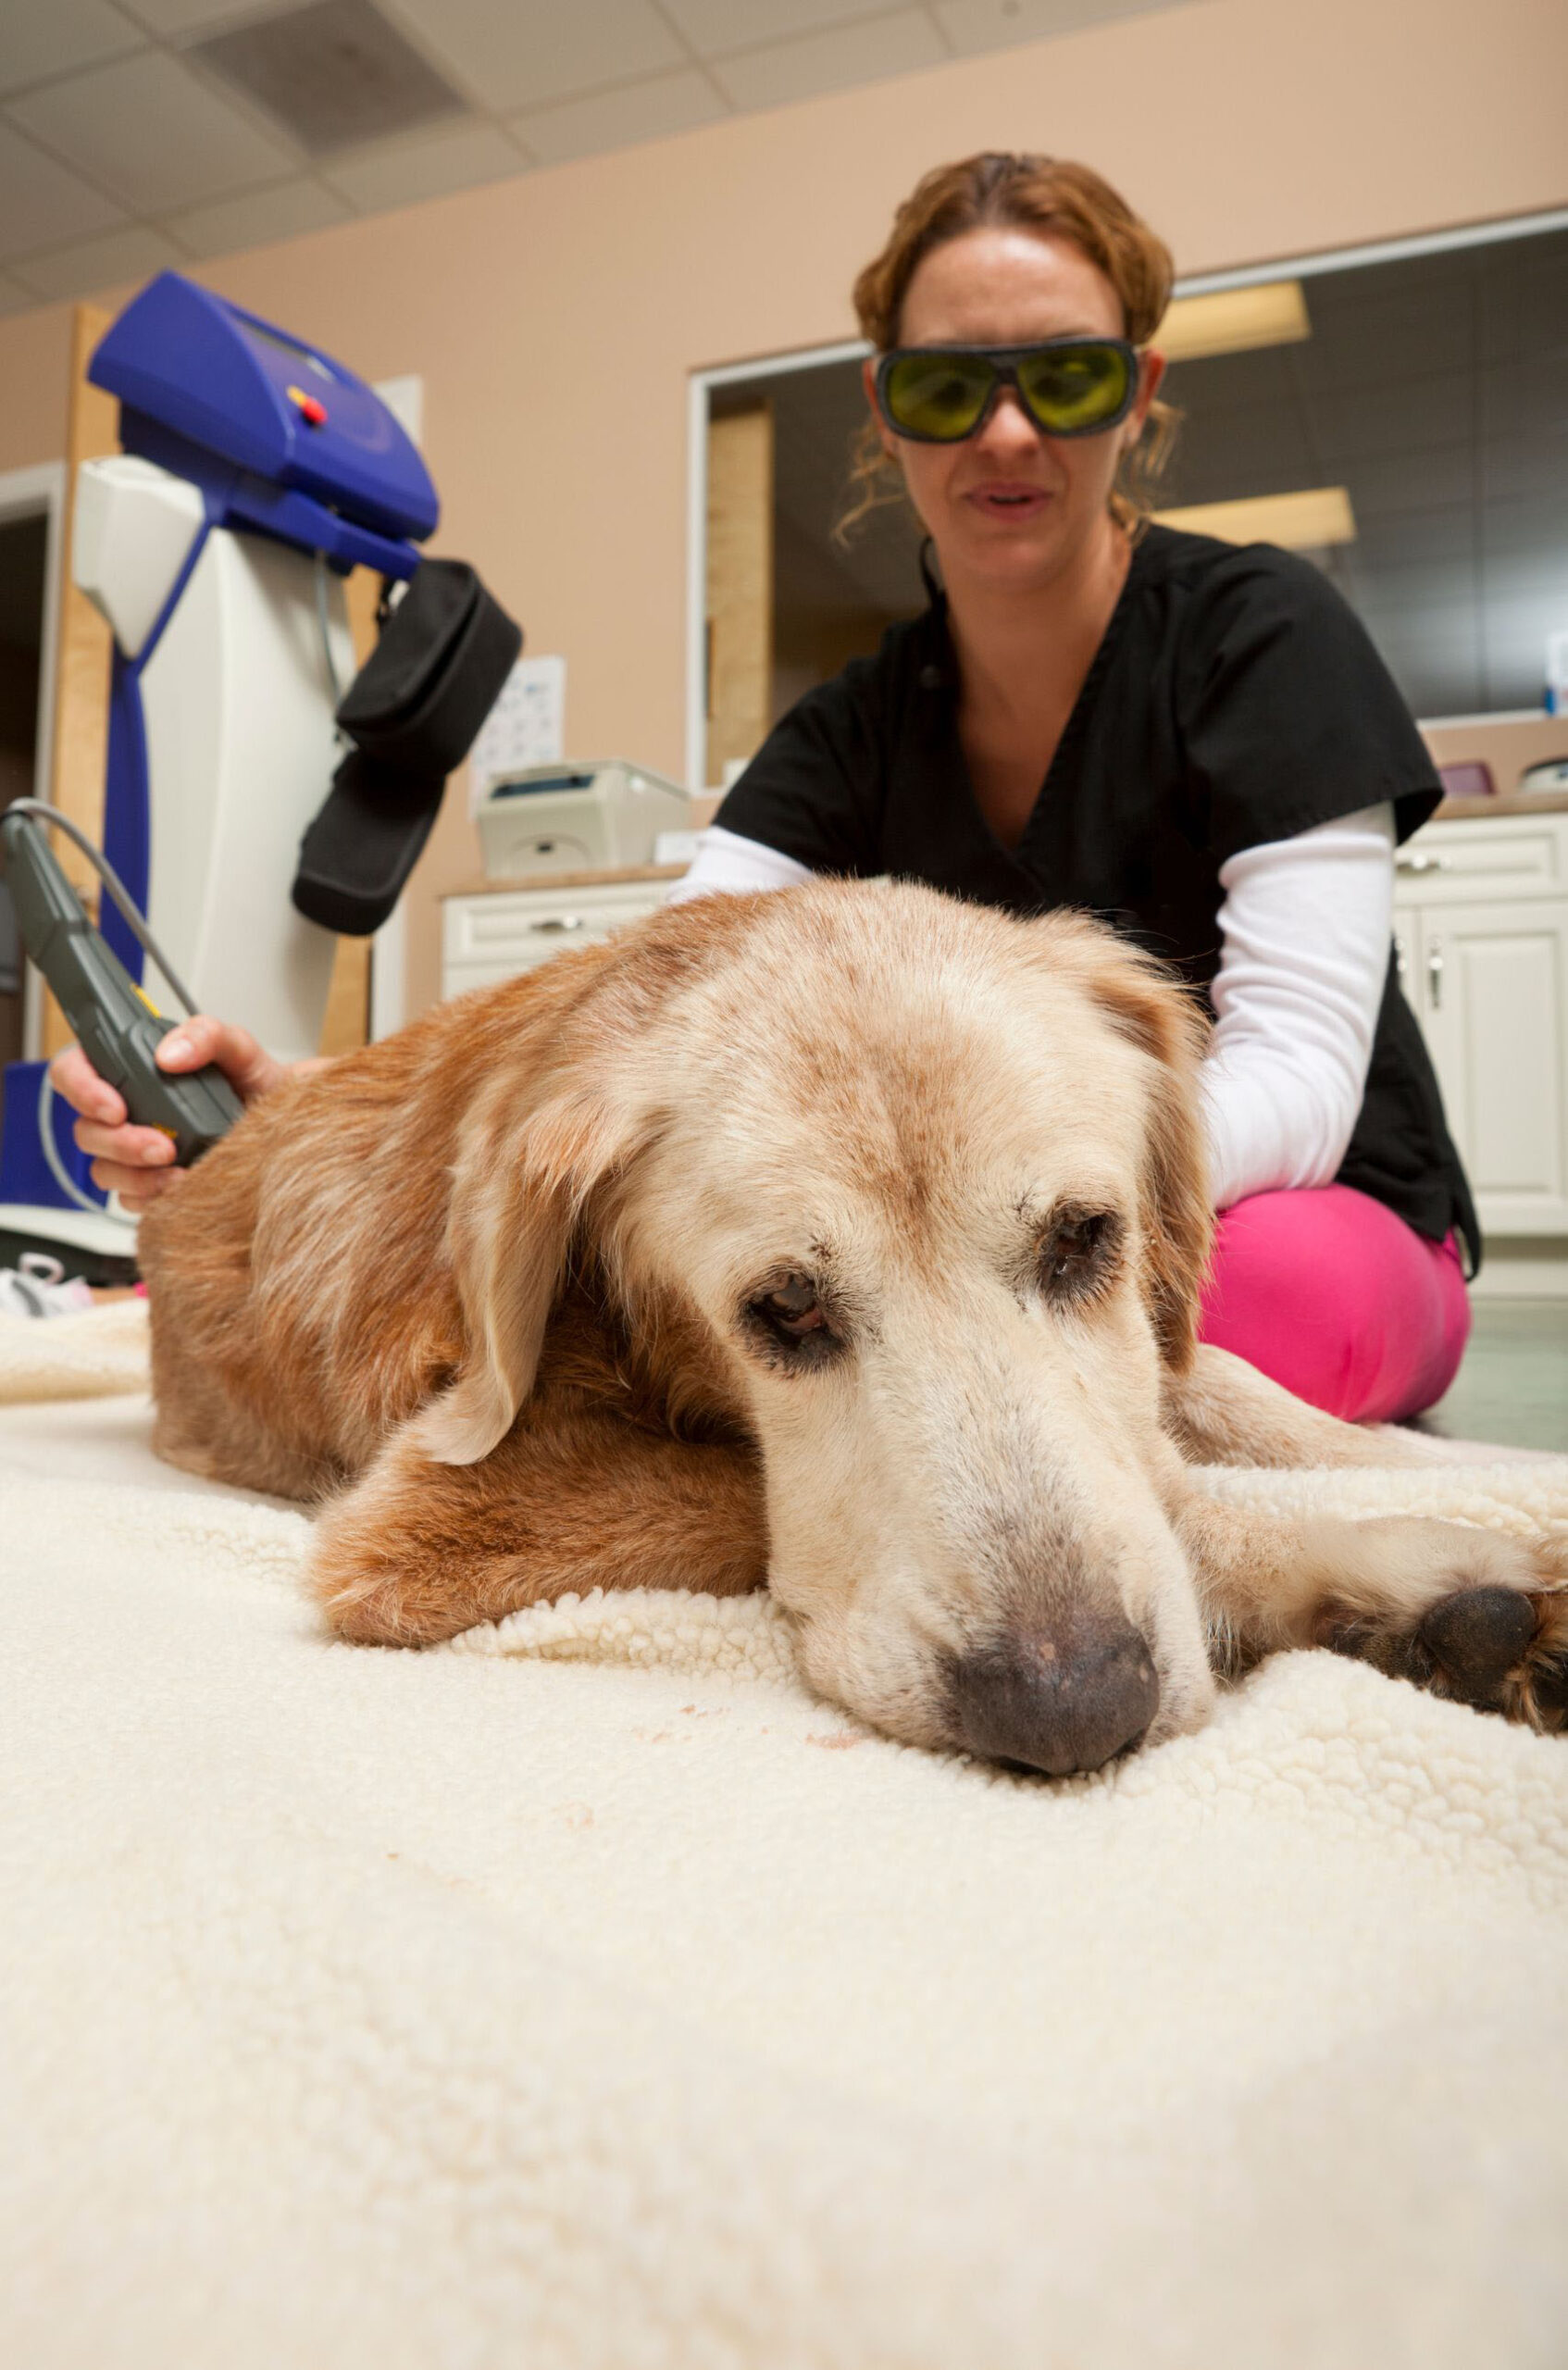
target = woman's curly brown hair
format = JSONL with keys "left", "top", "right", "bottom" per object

{"left": 838, "top": 152, "right": 1179, "bottom": 545}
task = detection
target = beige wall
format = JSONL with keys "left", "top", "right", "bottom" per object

{"left": 1, "top": 0, "right": 1564, "bottom": 1019}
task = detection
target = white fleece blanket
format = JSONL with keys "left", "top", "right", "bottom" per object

{"left": 4, "top": 1304, "right": 1568, "bottom": 2370}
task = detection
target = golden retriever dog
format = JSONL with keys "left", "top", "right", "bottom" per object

{"left": 139, "top": 880, "right": 1567, "bottom": 1776}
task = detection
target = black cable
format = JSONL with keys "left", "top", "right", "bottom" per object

{"left": 5, "top": 798, "right": 200, "bottom": 1018}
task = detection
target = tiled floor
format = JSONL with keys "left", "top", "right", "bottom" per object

{"left": 1421, "top": 1301, "right": 1568, "bottom": 1453}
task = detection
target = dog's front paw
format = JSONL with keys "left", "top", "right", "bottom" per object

{"left": 1316, "top": 1526, "right": 1568, "bottom": 1734}
{"left": 1321, "top": 1531, "right": 1568, "bottom": 1730}
{"left": 1500, "top": 1539, "right": 1568, "bottom": 1730}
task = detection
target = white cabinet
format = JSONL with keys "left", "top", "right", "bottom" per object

{"left": 442, "top": 877, "right": 674, "bottom": 999}
{"left": 1393, "top": 812, "right": 1568, "bottom": 1238}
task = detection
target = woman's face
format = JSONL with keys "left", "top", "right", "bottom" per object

{"left": 864, "top": 224, "right": 1164, "bottom": 595}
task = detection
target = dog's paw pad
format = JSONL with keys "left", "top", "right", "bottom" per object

{"left": 1320, "top": 1615, "right": 1433, "bottom": 1687}
{"left": 1417, "top": 1585, "right": 1536, "bottom": 1707}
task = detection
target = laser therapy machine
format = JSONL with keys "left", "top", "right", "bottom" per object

{"left": 0, "top": 271, "right": 519, "bottom": 1274}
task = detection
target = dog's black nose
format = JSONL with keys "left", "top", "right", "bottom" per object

{"left": 949, "top": 1616, "right": 1160, "bottom": 1777}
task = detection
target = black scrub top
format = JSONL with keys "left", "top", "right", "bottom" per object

{"left": 716, "top": 523, "right": 1480, "bottom": 1269}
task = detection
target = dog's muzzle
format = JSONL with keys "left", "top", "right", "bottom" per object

{"left": 948, "top": 1613, "right": 1160, "bottom": 1777}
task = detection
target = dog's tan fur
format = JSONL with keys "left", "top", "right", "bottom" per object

{"left": 139, "top": 880, "right": 1568, "bottom": 1766}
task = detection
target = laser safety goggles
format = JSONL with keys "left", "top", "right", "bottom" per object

{"left": 874, "top": 336, "right": 1140, "bottom": 443}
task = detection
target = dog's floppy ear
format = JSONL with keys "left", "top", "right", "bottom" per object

{"left": 414, "top": 892, "right": 764, "bottom": 1467}
{"left": 415, "top": 1074, "right": 648, "bottom": 1467}
{"left": 1086, "top": 949, "right": 1214, "bottom": 1374}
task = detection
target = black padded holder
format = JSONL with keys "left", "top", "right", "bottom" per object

{"left": 292, "top": 558, "right": 522, "bottom": 937}
{"left": 291, "top": 751, "right": 445, "bottom": 938}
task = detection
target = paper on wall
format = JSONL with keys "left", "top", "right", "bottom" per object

{"left": 467, "top": 655, "right": 566, "bottom": 815}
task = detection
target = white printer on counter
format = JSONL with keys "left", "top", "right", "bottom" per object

{"left": 476, "top": 759, "right": 695, "bottom": 878}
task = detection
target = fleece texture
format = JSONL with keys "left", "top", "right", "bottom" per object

{"left": 2, "top": 1304, "right": 1567, "bottom": 2370}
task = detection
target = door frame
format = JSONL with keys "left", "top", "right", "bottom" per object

{"left": 0, "top": 459, "right": 67, "bottom": 1060}
{"left": 685, "top": 340, "right": 865, "bottom": 794}
{"left": 683, "top": 203, "right": 1568, "bottom": 795}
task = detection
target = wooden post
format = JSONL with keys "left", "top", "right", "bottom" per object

{"left": 315, "top": 566, "right": 382, "bottom": 1057}
{"left": 705, "top": 400, "right": 774, "bottom": 786}
{"left": 41, "top": 306, "right": 115, "bottom": 1060}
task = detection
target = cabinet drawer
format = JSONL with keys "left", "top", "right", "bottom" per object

{"left": 1398, "top": 815, "right": 1568, "bottom": 901}
{"left": 441, "top": 883, "right": 671, "bottom": 1000}
{"left": 443, "top": 884, "right": 668, "bottom": 966}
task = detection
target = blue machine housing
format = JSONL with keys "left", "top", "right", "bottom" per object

{"left": 6, "top": 272, "right": 446, "bottom": 1211}
{"left": 6, "top": 274, "right": 446, "bottom": 1220}
{"left": 89, "top": 271, "right": 438, "bottom": 555}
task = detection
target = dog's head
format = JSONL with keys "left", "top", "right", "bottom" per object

{"left": 423, "top": 880, "right": 1217, "bottom": 1774}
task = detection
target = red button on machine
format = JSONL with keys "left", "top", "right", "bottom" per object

{"left": 287, "top": 384, "right": 328, "bottom": 427}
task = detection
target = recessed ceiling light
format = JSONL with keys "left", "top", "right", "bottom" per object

{"left": 1153, "top": 486, "right": 1357, "bottom": 549}
{"left": 1155, "top": 281, "right": 1311, "bottom": 362}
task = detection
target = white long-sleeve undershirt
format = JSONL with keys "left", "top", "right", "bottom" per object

{"left": 668, "top": 827, "right": 817, "bottom": 903}
{"left": 668, "top": 805, "right": 1396, "bottom": 1213}
{"left": 1199, "top": 803, "right": 1392, "bottom": 1208}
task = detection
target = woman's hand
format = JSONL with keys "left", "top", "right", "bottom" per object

{"left": 49, "top": 1017, "right": 318, "bottom": 1213}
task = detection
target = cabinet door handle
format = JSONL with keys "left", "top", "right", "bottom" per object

{"left": 529, "top": 915, "right": 585, "bottom": 934}
{"left": 1396, "top": 852, "right": 1448, "bottom": 876}
{"left": 1427, "top": 940, "right": 1444, "bottom": 1009}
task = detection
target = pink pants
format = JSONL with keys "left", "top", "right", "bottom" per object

{"left": 1198, "top": 1184, "right": 1471, "bottom": 1425}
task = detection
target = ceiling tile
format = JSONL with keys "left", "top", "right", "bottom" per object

{"left": 662, "top": 0, "right": 902, "bottom": 53}
{"left": 1478, "top": 355, "right": 1566, "bottom": 443}
{"left": 0, "top": 121, "right": 128, "bottom": 264}
{"left": 1472, "top": 585, "right": 1555, "bottom": 650}
{"left": 191, "top": 0, "right": 468, "bottom": 158}
{"left": 11, "top": 220, "right": 184, "bottom": 302}
{"left": 510, "top": 69, "right": 728, "bottom": 168}
{"left": 1304, "top": 281, "right": 1475, "bottom": 390}
{"left": 382, "top": 0, "right": 685, "bottom": 113}
{"left": 936, "top": 0, "right": 1184, "bottom": 55}
{"left": 166, "top": 174, "right": 354, "bottom": 260}
{"left": 322, "top": 120, "right": 527, "bottom": 212}
{"left": 1480, "top": 430, "right": 1566, "bottom": 505}
{"left": 0, "top": 0, "right": 145, "bottom": 97}
{"left": 711, "top": 9, "right": 946, "bottom": 110}
{"left": 1312, "top": 371, "right": 1474, "bottom": 462}
{"left": 1481, "top": 556, "right": 1568, "bottom": 619}
{"left": 1339, "top": 443, "right": 1475, "bottom": 521}
{"left": 1482, "top": 493, "right": 1568, "bottom": 558}
{"left": 8, "top": 50, "right": 295, "bottom": 212}
{"left": 1352, "top": 505, "right": 1474, "bottom": 573}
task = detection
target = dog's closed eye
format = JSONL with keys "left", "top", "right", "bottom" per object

{"left": 1037, "top": 1207, "right": 1122, "bottom": 1304}
{"left": 742, "top": 1272, "right": 845, "bottom": 1369}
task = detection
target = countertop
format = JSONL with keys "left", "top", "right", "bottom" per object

{"left": 447, "top": 794, "right": 1568, "bottom": 900}
{"left": 1433, "top": 789, "right": 1568, "bottom": 820}
{"left": 444, "top": 862, "right": 689, "bottom": 898}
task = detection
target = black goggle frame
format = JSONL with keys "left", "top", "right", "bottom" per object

{"left": 874, "top": 336, "right": 1141, "bottom": 443}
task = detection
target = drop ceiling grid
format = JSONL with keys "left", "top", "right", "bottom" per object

{"left": 0, "top": 0, "right": 1179, "bottom": 306}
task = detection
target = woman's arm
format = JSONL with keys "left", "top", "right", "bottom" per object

{"left": 1200, "top": 803, "right": 1394, "bottom": 1210}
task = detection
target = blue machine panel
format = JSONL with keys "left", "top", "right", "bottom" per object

{"left": 88, "top": 271, "right": 438, "bottom": 545}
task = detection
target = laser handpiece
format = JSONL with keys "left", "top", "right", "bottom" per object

{"left": 0, "top": 804, "right": 242, "bottom": 1169}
